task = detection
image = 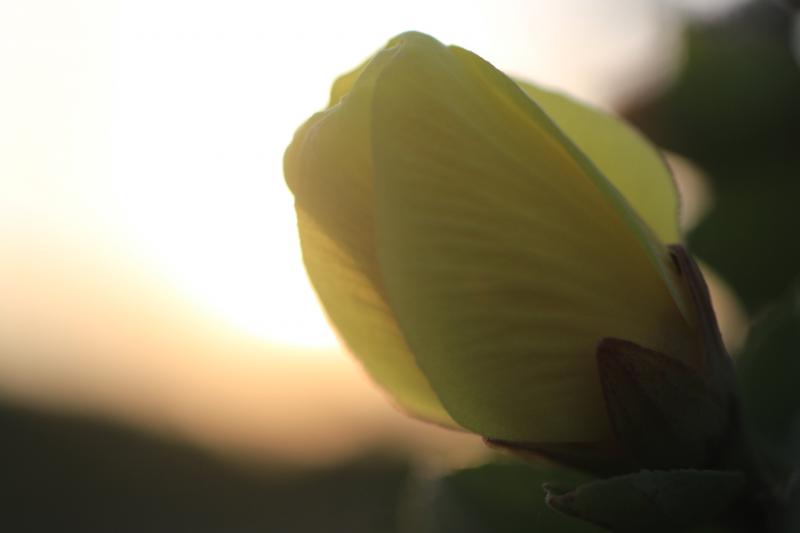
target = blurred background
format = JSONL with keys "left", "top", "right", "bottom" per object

{"left": 1, "top": 0, "right": 798, "bottom": 531}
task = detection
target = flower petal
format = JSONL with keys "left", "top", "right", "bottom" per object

{"left": 515, "top": 81, "right": 681, "bottom": 244}
{"left": 370, "top": 33, "right": 697, "bottom": 442}
{"left": 284, "top": 45, "right": 455, "bottom": 426}
{"left": 329, "top": 59, "right": 369, "bottom": 107}
{"left": 295, "top": 209, "right": 453, "bottom": 425}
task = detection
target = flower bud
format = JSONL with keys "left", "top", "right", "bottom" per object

{"left": 284, "top": 32, "right": 729, "bottom": 470}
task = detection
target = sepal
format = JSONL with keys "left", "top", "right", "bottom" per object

{"left": 597, "top": 337, "right": 729, "bottom": 470}
{"left": 544, "top": 469, "right": 746, "bottom": 532}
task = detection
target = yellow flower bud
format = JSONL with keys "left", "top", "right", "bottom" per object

{"left": 284, "top": 32, "right": 708, "bottom": 457}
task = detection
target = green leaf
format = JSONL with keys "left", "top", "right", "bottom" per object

{"left": 737, "top": 282, "right": 800, "bottom": 470}
{"left": 545, "top": 469, "right": 746, "bottom": 532}
{"left": 626, "top": 3, "right": 800, "bottom": 313}
{"left": 779, "top": 478, "right": 800, "bottom": 533}
{"left": 404, "top": 461, "right": 602, "bottom": 533}
{"left": 370, "top": 32, "right": 697, "bottom": 442}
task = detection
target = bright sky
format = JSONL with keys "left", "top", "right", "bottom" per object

{"left": 0, "top": 0, "right": 744, "bottom": 463}
{"left": 108, "top": 0, "right": 682, "bottom": 348}
{"left": 0, "top": 0, "right": 687, "bottom": 349}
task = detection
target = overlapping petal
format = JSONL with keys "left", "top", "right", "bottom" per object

{"left": 284, "top": 44, "right": 454, "bottom": 426}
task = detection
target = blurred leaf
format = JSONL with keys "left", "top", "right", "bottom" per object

{"left": 545, "top": 469, "right": 745, "bottom": 533}
{"left": 626, "top": 1, "right": 800, "bottom": 313}
{"left": 403, "top": 460, "right": 602, "bottom": 533}
{"left": 778, "top": 475, "right": 800, "bottom": 533}
{"left": 737, "top": 282, "right": 800, "bottom": 471}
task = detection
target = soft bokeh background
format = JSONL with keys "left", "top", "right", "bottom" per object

{"left": 1, "top": 0, "right": 797, "bottom": 531}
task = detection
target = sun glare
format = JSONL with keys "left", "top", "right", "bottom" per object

{"left": 1, "top": 0, "right": 685, "bottom": 359}
{"left": 103, "top": 0, "right": 678, "bottom": 350}
{"left": 107, "top": 0, "right": 497, "bottom": 349}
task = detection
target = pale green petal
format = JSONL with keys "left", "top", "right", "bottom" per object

{"left": 329, "top": 59, "right": 368, "bottom": 107}
{"left": 296, "top": 209, "right": 453, "bottom": 425}
{"left": 370, "top": 33, "right": 697, "bottom": 442}
{"left": 515, "top": 81, "right": 681, "bottom": 244}
{"left": 284, "top": 45, "right": 455, "bottom": 427}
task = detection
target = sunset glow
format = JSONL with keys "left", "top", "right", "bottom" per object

{"left": 0, "top": 0, "right": 730, "bottom": 464}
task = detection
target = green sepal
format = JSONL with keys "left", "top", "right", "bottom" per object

{"left": 597, "top": 337, "right": 729, "bottom": 470}
{"left": 667, "top": 245, "right": 737, "bottom": 403}
{"left": 403, "top": 460, "right": 603, "bottom": 533}
{"left": 544, "top": 469, "right": 746, "bottom": 532}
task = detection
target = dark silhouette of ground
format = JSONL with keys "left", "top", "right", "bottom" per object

{"left": 0, "top": 401, "right": 409, "bottom": 533}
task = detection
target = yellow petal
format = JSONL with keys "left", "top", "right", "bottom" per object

{"left": 515, "top": 81, "right": 681, "bottom": 244}
{"left": 284, "top": 44, "right": 455, "bottom": 427}
{"left": 329, "top": 59, "right": 369, "bottom": 107}
{"left": 370, "top": 33, "right": 697, "bottom": 442}
{"left": 296, "top": 209, "right": 453, "bottom": 425}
